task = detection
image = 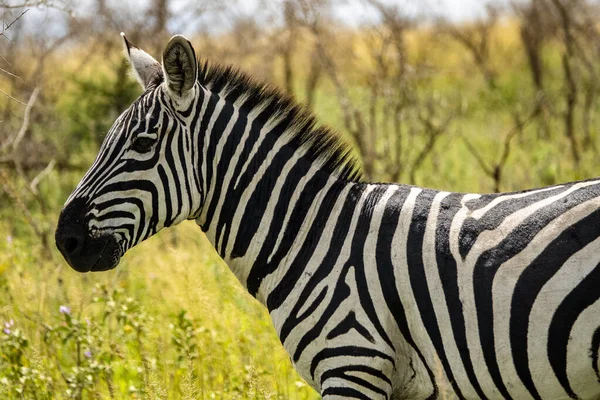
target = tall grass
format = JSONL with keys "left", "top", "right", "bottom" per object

{"left": 1, "top": 18, "right": 599, "bottom": 399}
{"left": 0, "top": 214, "right": 318, "bottom": 399}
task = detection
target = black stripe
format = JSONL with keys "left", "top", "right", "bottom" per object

{"left": 158, "top": 165, "right": 173, "bottom": 226}
{"left": 164, "top": 125, "right": 184, "bottom": 218}
{"left": 196, "top": 92, "right": 219, "bottom": 227}
{"left": 321, "top": 365, "right": 392, "bottom": 387}
{"left": 436, "top": 192, "right": 485, "bottom": 399}
{"left": 206, "top": 104, "right": 279, "bottom": 241}
{"left": 459, "top": 184, "right": 570, "bottom": 259}
{"left": 201, "top": 100, "right": 238, "bottom": 230}
{"left": 547, "top": 260, "right": 600, "bottom": 399}
{"left": 226, "top": 112, "right": 296, "bottom": 258}
{"left": 322, "top": 387, "right": 371, "bottom": 400}
{"left": 376, "top": 187, "right": 439, "bottom": 400}
{"left": 176, "top": 123, "right": 194, "bottom": 215}
{"left": 323, "top": 371, "right": 388, "bottom": 397}
{"left": 280, "top": 285, "right": 328, "bottom": 345}
{"left": 407, "top": 189, "right": 465, "bottom": 399}
{"left": 191, "top": 91, "right": 207, "bottom": 198}
{"left": 505, "top": 200, "right": 600, "bottom": 399}
{"left": 310, "top": 346, "right": 394, "bottom": 378}
{"left": 245, "top": 157, "right": 318, "bottom": 296}
{"left": 96, "top": 180, "right": 159, "bottom": 244}
{"left": 97, "top": 223, "right": 135, "bottom": 244}
{"left": 592, "top": 327, "right": 600, "bottom": 383}
{"left": 94, "top": 197, "right": 146, "bottom": 246}
{"left": 327, "top": 311, "right": 375, "bottom": 343}
{"left": 266, "top": 180, "right": 346, "bottom": 311}
{"left": 94, "top": 210, "right": 135, "bottom": 222}
{"left": 177, "top": 93, "right": 196, "bottom": 118}
{"left": 278, "top": 184, "right": 364, "bottom": 344}
{"left": 293, "top": 263, "right": 352, "bottom": 362}
{"left": 347, "top": 186, "right": 394, "bottom": 350}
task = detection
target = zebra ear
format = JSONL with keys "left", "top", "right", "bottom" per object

{"left": 162, "top": 35, "right": 198, "bottom": 99}
{"left": 121, "top": 32, "right": 162, "bottom": 90}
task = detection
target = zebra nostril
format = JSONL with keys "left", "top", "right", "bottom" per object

{"left": 63, "top": 236, "right": 80, "bottom": 255}
{"left": 56, "top": 197, "right": 89, "bottom": 259}
{"left": 56, "top": 229, "right": 85, "bottom": 258}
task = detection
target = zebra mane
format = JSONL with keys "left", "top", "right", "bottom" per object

{"left": 197, "top": 60, "right": 363, "bottom": 182}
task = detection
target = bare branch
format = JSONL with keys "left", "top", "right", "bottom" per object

{"left": 30, "top": 158, "right": 56, "bottom": 194}
{"left": 1, "top": 87, "right": 40, "bottom": 152}
{"left": 0, "top": 8, "right": 28, "bottom": 41}
{"left": 552, "top": 0, "right": 581, "bottom": 165}
{"left": 462, "top": 135, "right": 494, "bottom": 177}
{"left": 463, "top": 107, "right": 537, "bottom": 192}
{"left": 0, "top": 1, "right": 63, "bottom": 10}
{"left": 439, "top": 6, "right": 500, "bottom": 90}
{"left": 0, "top": 65, "right": 19, "bottom": 78}
{"left": 11, "top": 86, "right": 40, "bottom": 150}
{"left": 0, "top": 87, "right": 27, "bottom": 105}
{"left": 0, "top": 169, "right": 52, "bottom": 258}
{"left": 409, "top": 113, "right": 454, "bottom": 184}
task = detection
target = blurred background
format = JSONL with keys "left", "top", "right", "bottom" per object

{"left": 1, "top": 0, "right": 600, "bottom": 398}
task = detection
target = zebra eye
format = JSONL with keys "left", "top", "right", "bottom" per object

{"left": 131, "top": 136, "right": 156, "bottom": 153}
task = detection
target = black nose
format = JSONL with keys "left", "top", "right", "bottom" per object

{"left": 55, "top": 198, "right": 88, "bottom": 260}
{"left": 56, "top": 228, "right": 85, "bottom": 257}
{"left": 56, "top": 197, "right": 121, "bottom": 273}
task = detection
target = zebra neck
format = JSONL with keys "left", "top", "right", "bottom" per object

{"left": 196, "top": 154, "right": 357, "bottom": 306}
{"left": 191, "top": 84, "right": 362, "bottom": 306}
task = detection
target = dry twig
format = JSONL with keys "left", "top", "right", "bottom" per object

{"left": 463, "top": 109, "right": 537, "bottom": 192}
{"left": 0, "top": 8, "right": 28, "bottom": 42}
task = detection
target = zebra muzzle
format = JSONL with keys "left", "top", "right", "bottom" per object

{"left": 55, "top": 198, "right": 121, "bottom": 273}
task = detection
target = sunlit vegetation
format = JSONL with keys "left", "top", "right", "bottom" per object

{"left": 2, "top": 0, "right": 600, "bottom": 398}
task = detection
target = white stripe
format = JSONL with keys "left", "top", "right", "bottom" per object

{"left": 421, "top": 191, "right": 482, "bottom": 399}
{"left": 470, "top": 186, "right": 563, "bottom": 220}
{"left": 391, "top": 188, "right": 455, "bottom": 394}
{"left": 567, "top": 301, "right": 600, "bottom": 399}
{"left": 528, "top": 212, "right": 600, "bottom": 399}
{"left": 456, "top": 180, "right": 600, "bottom": 399}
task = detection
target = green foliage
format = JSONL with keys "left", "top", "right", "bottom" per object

{"left": 0, "top": 223, "right": 317, "bottom": 399}
{"left": 2, "top": 15, "right": 600, "bottom": 399}
{"left": 0, "top": 319, "right": 53, "bottom": 398}
{"left": 55, "top": 58, "right": 139, "bottom": 150}
{"left": 171, "top": 310, "right": 200, "bottom": 363}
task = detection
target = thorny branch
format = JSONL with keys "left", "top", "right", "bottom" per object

{"left": 552, "top": 0, "right": 581, "bottom": 166}
{"left": 463, "top": 108, "right": 538, "bottom": 192}
{"left": 409, "top": 112, "right": 454, "bottom": 184}
{"left": 0, "top": 8, "right": 28, "bottom": 42}
{"left": 1, "top": 8, "right": 29, "bottom": 101}
{"left": 0, "top": 170, "right": 53, "bottom": 258}
{"left": 301, "top": 0, "right": 458, "bottom": 182}
{"left": 0, "top": 1, "right": 65, "bottom": 10}
{"left": 0, "top": 86, "right": 54, "bottom": 259}
{"left": 0, "top": 88, "right": 27, "bottom": 104}
{"left": 440, "top": 5, "right": 499, "bottom": 90}
{"left": 6, "top": 87, "right": 39, "bottom": 151}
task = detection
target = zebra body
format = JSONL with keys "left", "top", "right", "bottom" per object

{"left": 55, "top": 34, "right": 600, "bottom": 399}
{"left": 253, "top": 180, "right": 600, "bottom": 399}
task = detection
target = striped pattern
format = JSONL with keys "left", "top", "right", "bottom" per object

{"left": 61, "top": 37, "right": 600, "bottom": 399}
{"left": 65, "top": 88, "right": 200, "bottom": 256}
{"left": 263, "top": 180, "right": 600, "bottom": 399}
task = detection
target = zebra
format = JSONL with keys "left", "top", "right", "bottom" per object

{"left": 55, "top": 33, "right": 600, "bottom": 400}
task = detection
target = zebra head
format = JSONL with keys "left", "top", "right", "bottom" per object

{"left": 56, "top": 34, "right": 201, "bottom": 272}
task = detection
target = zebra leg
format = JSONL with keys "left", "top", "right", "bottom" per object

{"left": 319, "top": 365, "right": 393, "bottom": 400}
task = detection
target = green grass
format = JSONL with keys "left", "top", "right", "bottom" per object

{"left": 0, "top": 217, "right": 319, "bottom": 399}
{"left": 2, "top": 19, "right": 600, "bottom": 399}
